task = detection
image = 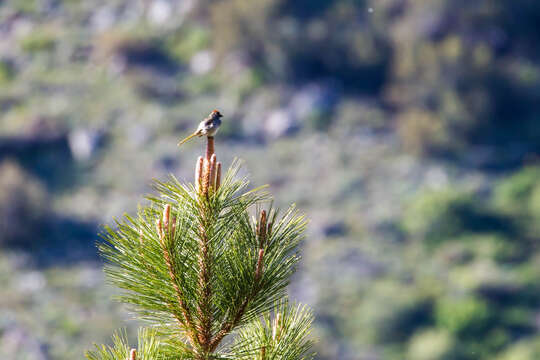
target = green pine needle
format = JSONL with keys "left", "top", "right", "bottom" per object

{"left": 228, "top": 300, "right": 316, "bottom": 360}
{"left": 85, "top": 328, "right": 183, "bottom": 360}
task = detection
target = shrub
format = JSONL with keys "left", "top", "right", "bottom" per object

{"left": 0, "top": 160, "right": 47, "bottom": 248}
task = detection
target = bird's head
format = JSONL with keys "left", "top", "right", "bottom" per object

{"left": 211, "top": 110, "right": 223, "bottom": 118}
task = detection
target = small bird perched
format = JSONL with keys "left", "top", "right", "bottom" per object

{"left": 177, "top": 110, "right": 223, "bottom": 146}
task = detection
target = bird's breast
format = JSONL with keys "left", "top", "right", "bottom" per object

{"left": 205, "top": 127, "right": 219, "bottom": 136}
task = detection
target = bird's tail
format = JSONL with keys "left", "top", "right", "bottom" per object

{"left": 177, "top": 131, "right": 200, "bottom": 147}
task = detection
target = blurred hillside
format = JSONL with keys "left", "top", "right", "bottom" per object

{"left": 1, "top": 0, "right": 540, "bottom": 359}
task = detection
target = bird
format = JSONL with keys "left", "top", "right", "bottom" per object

{"left": 177, "top": 110, "right": 223, "bottom": 146}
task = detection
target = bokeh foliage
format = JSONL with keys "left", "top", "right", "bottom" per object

{"left": 2, "top": 0, "right": 540, "bottom": 359}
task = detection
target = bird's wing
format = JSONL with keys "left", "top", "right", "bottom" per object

{"left": 203, "top": 117, "right": 214, "bottom": 127}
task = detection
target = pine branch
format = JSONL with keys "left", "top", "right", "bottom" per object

{"left": 209, "top": 208, "right": 288, "bottom": 351}
{"left": 195, "top": 203, "right": 213, "bottom": 353}
{"left": 157, "top": 205, "right": 200, "bottom": 349}
{"left": 194, "top": 143, "right": 221, "bottom": 356}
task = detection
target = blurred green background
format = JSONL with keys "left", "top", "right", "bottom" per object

{"left": 2, "top": 0, "right": 540, "bottom": 359}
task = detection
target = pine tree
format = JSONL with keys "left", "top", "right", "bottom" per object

{"left": 86, "top": 136, "right": 315, "bottom": 360}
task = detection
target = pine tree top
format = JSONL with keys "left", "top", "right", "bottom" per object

{"left": 86, "top": 136, "right": 315, "bottom": 360}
